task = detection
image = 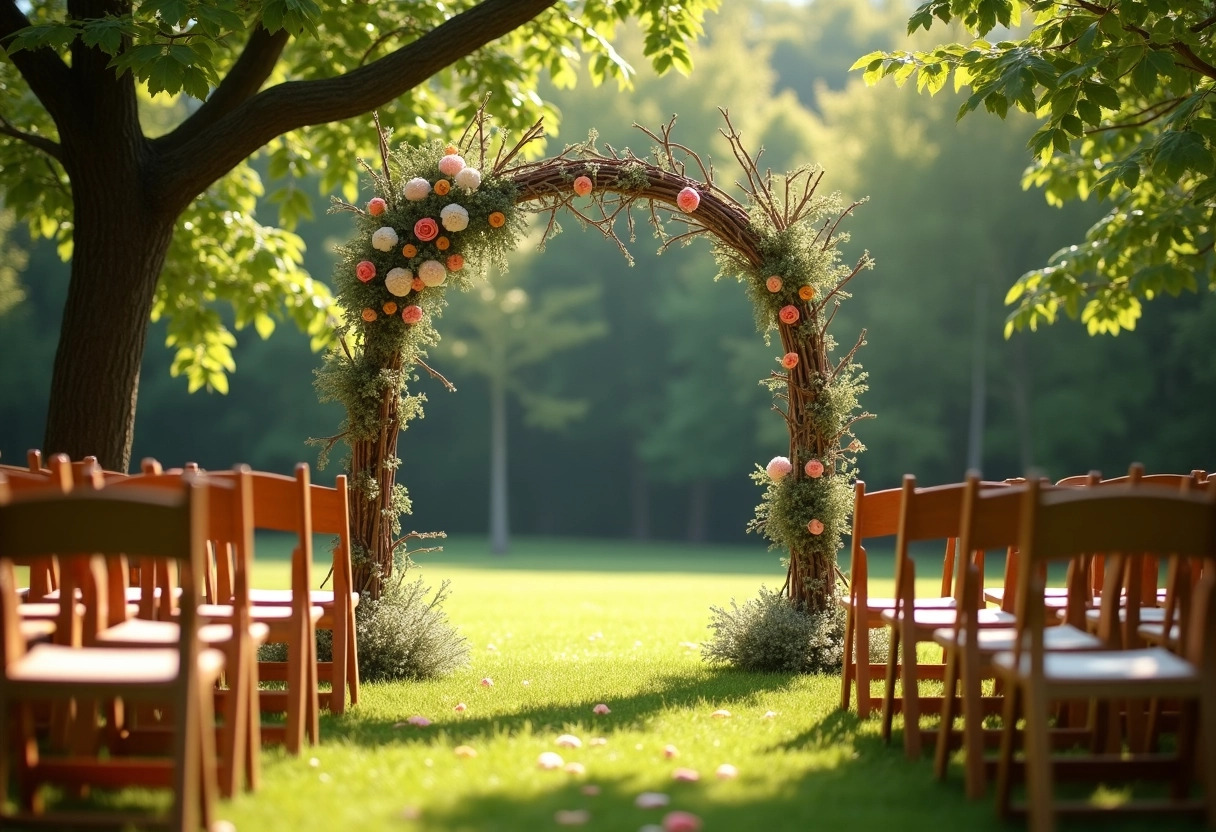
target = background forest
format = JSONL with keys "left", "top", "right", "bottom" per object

{"left": 3, "top": 0, "right": 1215, "bottom": 547}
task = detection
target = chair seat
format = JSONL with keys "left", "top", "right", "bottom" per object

{"left": 8, "top": 644, "right": 225, "bottom": 689}
{"left": 197, "top": 603, "right": 324, "bottom": 624}
{"left": 1137, "top": 622, "right": 1181, "bottom": 646}
{"left": 18, "top": 619, "right": 56, "bottom": 644}
{"left": 934, "top": 622, "right": 1101, "bottom": 652}
{"left": 991, "top": 647, "right": 1198, "bottom": 689}
{"left": 247, "top": 589, "right": 359, "bottom": 608}
{"left": 984, "top": 586, "right": 1069, "bottom": 605}
{"left": 882, "top": 607, "right": 1014, "bottom": 629}
{"left": 96, "top": 618, "right": 270, "bottom": 647}
{"left": 863, "top": 596, "right": 956, "bottom": 612}
{"left": 1084, "top": 606, "right": 1168, "bottom": 625}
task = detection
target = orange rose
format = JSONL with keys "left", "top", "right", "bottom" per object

{"left": 434, "top": 179, "right": 451, "bottom": 196}
{"left": 446, "top": 254, "right": 464, "bottom": 271}
{"left": 382, "top": 301, "right": 398, "bottom": 315}
{"left": 411, "top": 277, "right": 425, "bottom": 292}
{"left": 402, "top": 244, "right": 418, "bottom": 258}
{"left": 436, "top": 236, "right": 450, "bottom": 251}
{"left": 488, "top": 212, "right": 505, "bottom": 228}
{"left": 799, "top": 285, "right": 815, "bottom": 301}
{"left": 444, "top": 144, "right": 458, "bottom": 155}
{"left": 361, "top": 308, "right": 377, "bottom": 322}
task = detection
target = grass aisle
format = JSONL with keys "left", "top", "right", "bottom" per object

{"left": 219, "top": 538, "right": 1180, "bottom": 832}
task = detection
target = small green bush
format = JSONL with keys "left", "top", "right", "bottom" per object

{"left": 702, "top": 585, "right": 845, "bottom": 673}
{"left": 257, "top": 572, "right": 470, "bottom": 683}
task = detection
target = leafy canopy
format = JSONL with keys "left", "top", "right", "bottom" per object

{"left": 852, "top": 0, "right": 1216, "bottom": 335}
{"left": 0, "top": 0, "right": 718, "bottom": 391}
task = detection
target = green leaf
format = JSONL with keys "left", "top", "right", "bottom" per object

{"left": 1082, "top": 81, "right": 1121, "bottom": 111}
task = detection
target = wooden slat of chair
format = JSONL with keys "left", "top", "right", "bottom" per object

{"left": 0, "top": 477, "right": 223, "bottom": 832}
{"left": 991, "top": 480, "right": 1216, "bottom": 832}
{"left": 932, "top": 478, "right": 1105, "bottom": 798}
{"left": 203, "top": 464, "right": 321, "bottom": 754}
{"left": 99, "top": 467, "right": 265, "bottom": 798}
{"left": 839, "top": 480, "right": 957, "bottom": 719}
{"left": 880, "top": 475, "right": 1018, "bottom": 757}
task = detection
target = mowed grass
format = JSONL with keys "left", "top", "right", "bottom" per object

{"left": 212, "top": 536, "right": 1190, "bottom": 832}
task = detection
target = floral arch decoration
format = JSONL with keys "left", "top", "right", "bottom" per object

{"left": 316, "top": 108, "right": 874, "bottom": 615}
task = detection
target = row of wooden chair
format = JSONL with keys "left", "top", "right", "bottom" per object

{"left": 839, "top": 466, "right": 1216, "bottom": 831}
{"left": 0, "top": 453, "right": 363, "bottom": 829}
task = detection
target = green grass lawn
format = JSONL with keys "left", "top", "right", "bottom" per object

{"left": 209, "top": 536, "right": 1196, "bottom": 832}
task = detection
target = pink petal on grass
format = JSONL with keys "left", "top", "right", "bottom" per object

{"left": 710, "top": 709, "right": 731, "bottom": 719}
{"left": 762, "top": 710, "right": 777, "bottom": 719}
{"left": 454, "top": 703, "right": 467, "bottom": 713}
{"left": 406, "top": 715, "right": 431, "bottom": 727}
{"left": 537, "top": 751, "right": 565, "bottom": 770}
{"left": 672, "top": 767, "right": 700, "bottom": 782}
{"left": 555, "top": 809, "right": 590, "bottom": 826}
{"left": 663, "top": 810, "right": 703, "bottom": 832}
{"left": 454, "top": 745, "right": 478, "bottom": 759}
{"left": 556, "top": 734, "right": 583, "bottom": 749}
{"left": 580, "top": 785, "right": 601, "bottom": 796}
{"left": 634, "top": 792, "right": 671, "bottom": 809}
{"left": 593, "top": 703, "right": 611, "bottom": 715}
{"left": 480, "top": 677, "right": 494, "bottom": 687}
{"left": 564, "top": 762, "right": 586, "bottom": 775}
{"left": 716, "top": 763, "right": 739, "bottom": 779}
{"left": 663, "top": 744, "right": 679, "bottom": 759}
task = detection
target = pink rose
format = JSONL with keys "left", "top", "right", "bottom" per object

{"left": 573, "top": 175, "right": 593, "bottom": 196}
{"left": 781, "top": 352, "right": 799, "bottom": 369}
{"left": 592, "top": 703, "right": 611, "bottom": 715}
{"left": 765, "top": 456, "right": 792, "bottom": 481}
{"left": 779, "top": 305, "right": 800, "bottom": 325}
{"left": 414, "top": 217, "right": 439, "bottom": 242}
{"left": 676, "top": 186, "right": 700, "bottom": 213}
{"left": 401, "top": 305, "right": 423, "bottom": 324}
{"left": 808, "top": 519, "right": 824, "bottom": 535}
{"left": 438, "top": 154, "right": 466, "bottom": 176}
{"left": 765, "top": 275, "right": 783, "bottom": 293}
{"left": 355, "top": 260, "right": 376, "bottom": 282}
{"left": 805, "top": 458, "right": 824, "bottom": 478}
{"left": 663, "top": 811, "right": 703, "bottom": 832}
{"left": 367, "top": 197, "right": 387, "bottom": 216}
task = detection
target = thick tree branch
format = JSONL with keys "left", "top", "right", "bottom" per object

{"left": 0, "top": 0, "right": 77, "bottom": 131}
{"left": 158, "top": 24, "right": 291, "bottom": 155}
{"left": 0, "top": 113, "right": 62, "bottom": 159}
{"left": 154, "top": 0, "right": 558, "bottom": 212}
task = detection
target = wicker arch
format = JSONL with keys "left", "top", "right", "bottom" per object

{"left": 321, "top": 110, "right": 872, "bottom": 614}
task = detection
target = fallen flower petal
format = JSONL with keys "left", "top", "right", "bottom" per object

{"left": 634, "top": 792, "right": 671, "bottom": 809}
{"left": 663, "top": 810, "right": 703, "bottom": 832}
{"left": 711, "top": 709, "right": 732, "bottom": 718}
{"left": 581, "top": 784, "right": 601, "bottom": 796}
{"left": 592, "top": 703, "right": 611, "bottom": 715}
{"left": 672, "top": 767, "right": 700, "bottom": 782}
{"left": 556, "top": 734, "right": 583, "bottom": 749}
{"left": 454, "top": 745, "right": 477, "bottom": 758}
{"left": 554, "top": 809, "right": 590, "bottom": 826}
{"left": 564, "top": 762, "right": 586, "bottom": 775}
{"left": 716, "top": 763, "right": 739, "bottom": 779}
{"left": 453, "top": 703, "right": 467, "bottom": 712}
{"left": 663, "top": 744, "right": 679, "bottom": 759}
{"left": 762, "top": 710, "right": 778, "bottom": 719}
{"left": 589, "top": 737, "right": 607, "bottom": 746}
{"left": 480, "top": 677, "right": 494, "bottom": 687}
{"left": 406, "top": 715, "right": 431, "bottom": 727}
{"left": 537, "top": 751, "right": 565, "bottom": 770}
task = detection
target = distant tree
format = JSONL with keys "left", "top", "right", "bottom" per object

{"left": 0, "top": 208, "right": 26, "bottom": 317}
{"left": 437, "top": 264, "right": 606, "bottom": 553}
{"left": 0, "top": 0, "right": 718, "bottom": 470}
{"left": 855, "top": 0, "right": 1216, "bottom": 335}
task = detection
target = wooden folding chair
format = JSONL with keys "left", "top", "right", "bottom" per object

{"left": 243, "top": 475, "right": 359, "bottom": 714}
{"left": 839, "top": 479, "right": 957, "bottom": 718}
{"left": 992, "top": 480, "right": 1216, "bottom": 832}
{"left": 204, "top": 464, "right": 322, "bottom": 754}
{"left": 0, "top": 477, "right": 223, "bottom": 831}
{"left": 933, "top": 477, "right": 1104, "bottom": 797}
{"left": 879, "top": 475, "right": 1016, "bottom": 757}
{"left": 98, "top": 467, "right": 266, "bottom": 798}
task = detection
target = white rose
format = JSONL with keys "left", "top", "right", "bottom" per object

{"left": 371, "top": 226, "right": 399, "bottom": 252}
{"left": 440, "top": 203, "right": 469, "bottom": 232}
{"left": 403, "top": 177, "right": 431, "bottom": 201}
{"left": 384, "top": 268, "right": 413, "bottom": 297}
{"left": 454, "top": 167, "right": 481, "bottom": 192}
{"left": 418, "top": 259, "right": 447, "bottom": 287}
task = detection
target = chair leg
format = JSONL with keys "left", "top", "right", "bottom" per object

{"left": 171, "top": 686, "right": 202, "bottom": 832}
{"left": 244, "top": 646, "right": 261, "bottom": 791}
{"left": 881, "top": 624, "right": 899, "bottom": 744}
{"left": 331, "top": 615, "right": 348, "bottom": 715}
{"left": 346, "top": 609, "right": 359, "bottom": 707}
{"left": 285, "top": 624, "right": 306, "bottom": 755}
{"left": 960, "top": 649, "right": 987, "bottom": 799}
{"left": 995, "top": 681, "right": 1021, "bottom": 820}
{"left": 196, "top": 675, "right": 220, "bottom": 832}
{"left": 1171, "top": 699, "right": 1197, "bottom": 801}
{"left": 1023, "top": 682, "right": 1056, "bottom": 832}
{"left": 856, "top": 620, "right": 871, "bottom": 718}
{"left": 306, "top": 620, "right": 320, "bottom": 746}
{"left": 1200, "top": 683, "right": 1216, "bottom": 827}
{"left": 934, "top": 644, "right": 960, "bottom": 783}
{"left": 841, "top": 605, "right": 855, "bottom": 712}
{"left": 900, "top": 623, "right": 922, "bottom": 759}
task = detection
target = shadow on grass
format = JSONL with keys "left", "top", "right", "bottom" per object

{"left": 316, "top": 667, "right": 800, "bottom": 749}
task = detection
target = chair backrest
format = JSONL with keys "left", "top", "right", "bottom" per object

{"left": 846, "top": 480, "right": 903, "bottom": 604}
{"left": 1013, "top": 479, "right": 1216, "bottom": 666}
{"left": 311, "top": 474, "right": 353, "bottom": 597}
{"left": 0, "top": 478, "right": 209, "bottom": 671}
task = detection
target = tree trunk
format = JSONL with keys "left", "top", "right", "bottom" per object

{"left": 489, "top": 371, "right": 509, "bottom": 555}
